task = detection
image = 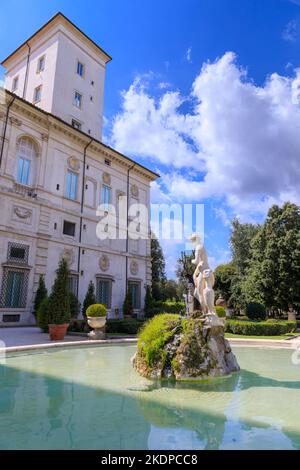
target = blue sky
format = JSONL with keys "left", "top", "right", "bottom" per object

{"left": 1, "top": 0, "right": 300, "bottom": 277}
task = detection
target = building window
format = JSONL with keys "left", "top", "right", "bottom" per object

{"left": 7, "top": 242, "right": 29, "bottom": 265}
{"left": 37, "top": 55, "right": 45, "bottom": 73}
{"left": 77, "top": 61, "right": 85, "bottom": 77}
{"left": 66, "top": 171, "right": 78, "bottom": 200}
{"left": 17, "top": 157, "right": 31, "bottom": 185}
{"left": 101, "top": 185, "right": 111, "bottom": 210}
{"left": 63, "top": 221, "right": 76, "bottom": 237}
{"left": 12, "top": 76, "right": 19, "bottom": 92}
{"left": 72, "top": 119, "right": 82, "bottom": 130}
{"left": 33, "top": 85, "right": 42, "bottom": 103}
{"left": 68, "top": 274, "right": 78, "bottom": 295}
{"left": 0, "top": 268, "right": 29, "bottom": 308}
{"left": 16, "top": 137, "right": 38, "bottom": 186}
{"left": 128, "top": 281, "right": 141, "bottom": 309}
{"left": 74, "top": 91, "right": 82, "bottom": 109}
{"left": 104, "top": 159, "right": 111, "bottom": 166}
{"left": 96, "top": 279, "right": 111, "bottom": 308}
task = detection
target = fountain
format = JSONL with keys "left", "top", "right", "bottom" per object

{"left": 132, "top": 234, "right": 240, "bottom": 380}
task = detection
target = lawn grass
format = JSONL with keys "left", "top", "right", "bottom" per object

{"left": 225, "top": 332, "right": 300, "bottom": 340}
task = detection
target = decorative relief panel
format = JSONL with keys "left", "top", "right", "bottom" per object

{"left": 67, "top": 157, "right": 80, "bottom": 171}
{"left": 130, "top": 260, "right": 139, "bottom": 275}
{"left": 131, "top": 184, "right": 139, "bottom": 198}
{"left": 62, "top": 248, "right": 74, "bottom": 266}
{"left": 99, "top": 254, "right": 110, "bottom": 272}
{"left": 11, "top": 205, "right": 33, "bottom": 225}
{"left": 102, "top": 172, "right": 111, "bottom": 185}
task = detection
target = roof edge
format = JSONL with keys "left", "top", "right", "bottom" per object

{"left": 1, "top": 88, "right": 160, "bottom": 181}
{"left": 1, "top": 11, "right": 112, "bottom": 67}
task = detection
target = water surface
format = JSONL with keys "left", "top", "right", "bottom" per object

{"left": 0, "top": 345, "right": 300, "bottom": 450}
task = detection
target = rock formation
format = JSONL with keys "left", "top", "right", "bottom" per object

{"left": 132, "top": 314, "right": 240, "bottom": 381}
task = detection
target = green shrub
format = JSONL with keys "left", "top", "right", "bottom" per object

{"left": 106, "top": 319, "right": 145, "bottom": 334}
{"left": 138, "top": 314, "right": 181, "bottom": 367}
{"left": 82, "top": 281, "right": 96, "bottom": 318}
{"left": 123, "top": 291, "right": 133, "bottom": 316}
{"left": 33, "top": 275, "right": 47, "bottom": 317}
{"left": 68, "top": 319, "right": 90, "bottom": 333}
{"left": 69, "top": 292, "right": 81, "bottom": 318}
{"left": 86, "top": 304, "right": 107, "bottom": 317}
{"left": 226, "top": 319, "right": 296, "bottom": 336}
{"left": 152, "top": 300, "right": 185, "bottom": 314}
{"left": 144, "top": 286, "right": 154, "bottom": 316}
{"left": 215, "top": 306, "right": 226, "bottom": 318}
{"left": 246, "top": 302, "right": 266, "bottom": 320}
{"left": 37, "top": 298, "right": 50, "bottom": 333}
{"left": 48, "top": 258, "right": 71, "bottom": 325}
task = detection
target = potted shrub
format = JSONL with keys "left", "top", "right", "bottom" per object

{"left": 48, "top": 258, "right": 71, "bottom": 340}
{"left": 86, "top": 304, "right": 107, "bottom": 340}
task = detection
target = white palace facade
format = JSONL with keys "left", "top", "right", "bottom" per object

{"left": 0, "top": 12, "right": 158, "bottom": 325}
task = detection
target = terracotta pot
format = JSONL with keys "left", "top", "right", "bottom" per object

{"left": 48, "top": 323, "right": 69, "bottom": 341}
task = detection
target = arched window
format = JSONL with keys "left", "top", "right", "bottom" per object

{"left": 16, "top": 137, "right": 38, "bottom": 186}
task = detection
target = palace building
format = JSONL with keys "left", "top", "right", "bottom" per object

{"left": 0, "top": 12, "right": 158, "bottom": 325}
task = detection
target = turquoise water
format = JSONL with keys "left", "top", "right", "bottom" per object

{"left": 0, "top": 344, "right": 300, "bottom": 450}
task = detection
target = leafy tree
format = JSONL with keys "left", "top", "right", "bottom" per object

{"left": 176, "top": 251, "right": 195, "bottom": 286}
{"left": 82, "top": 281, "right": 96, "bottom": 317}
{"left": 230, "top": 218, "right": 259, "bottom": 275}
{"left": 163, "top": 279, "right": 180, "bottom": 301}
{"left": 214, "top": 262, "right": 237, "bottom": 307}
{"left": 123, "top": 291, "right": 133, "bottom": 316}
{"left": 48, "top": 258, "right": 71, "bottom": 325}
{"left": 33, "top": 275, "right": 47, "bottom": 317}
{"left": 243, "top": 203, "right": 300, "bottom": 312}
{"left": 151, "top": 233, "right": 166, "bottom": 300}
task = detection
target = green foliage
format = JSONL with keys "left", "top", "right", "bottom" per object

{"left": 144, "top": 285, "right": 154, "bottom": 316}
{"left": 68, "top": 319, "right": 90, "bottom": 333}
{"left": 214, "top": 263, "right": 237, "bottom": 308}
{"left": 243, "top": 203, "right": 300, "bottom": 312}
{"left": 230, "top": 219, "right": 260, "bottom": 275}
{"left": 86, "top": 304, "right": 107, "bottom": 317}
{"left": 48, "top": 258, "right": 71, "bottom": 325}
{"left": 226, "top": 319, "right": 296, "bottom": 336}
{"left": 69, "top": 292, "right": 81, "bottom": 319}
{"left": 151, "top": 233, "right": 166, "bottom": 300}
{"left": 37, "top": 298, "right": 50, "bottom": 333}
{"left": 138, "top": 314, "right": 181, "bottom": 367}
{"left": 246, "top": 302, "right": 266, "bottom": 320}
{"left": 82, "top": 281, "right": 96, "bottom": 317}
{"left": 106, "top": 319, "right": 145, "bottom": 334}
{"left": 123, "top": 290, "right": 133, "bottom": 316}
{"left": 145, "top": 300, "right": 185, "bottom": 318}
{"left": 33, "top": 275, "right": 47, "bottom": 317}
{"left": 215, "top": 306, "right": 226, "bottom": 318}
{"left": 176, "top": 251, "right": 195, "bottom": 286}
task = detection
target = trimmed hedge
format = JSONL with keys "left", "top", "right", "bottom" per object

{"left": 106, "top": 319, "right": 146, "bottom": 334}
{"left": 226, "top": 319, "right": 297, "bottom": 336}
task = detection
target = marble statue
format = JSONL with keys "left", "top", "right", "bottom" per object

{"left": 190, "top": 233, "right": 222, "bottom": 325}
{"left": 183, "top": 283, "right": 195, "bottom": 316}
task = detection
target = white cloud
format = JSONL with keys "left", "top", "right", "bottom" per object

{"left": 282, "top": 19, "right": 300, "bottom": 42}
{"left": 111, "top": 52, "right": 300, "bottom": 224}
{"left": 186, "top": 47, "right": 192, "bottom": 63}
{"left": 111, "top": 77, "right": 203, "bottom": 170}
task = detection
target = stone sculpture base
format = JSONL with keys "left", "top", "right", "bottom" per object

{"left": 132, "top": 315, "right": 240, "bottom": 380}
{"left": 88, "top": 328, "right": 106, "bottom": 340}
